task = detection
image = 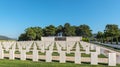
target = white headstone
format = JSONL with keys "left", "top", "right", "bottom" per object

{"left": 58, "top": 47, "right": 61, "bottom": 54}
{"left": 49, "top": 45, "right": 53, "bottom": 52}
{"left": 60, "top": 51, "right": 66, "bottom": 63}
{"left": 9, "top": 50, "right": 15, "bottom": 60}
{"left": 0, "top": 43, "right": 4, "bottom": 59}
{"left": 20, "top": 50, "right": 26, "bottom": 60}
{"left": 75, "top": 51, "right": 81, "bottom": 64}
{"left": 91, "top": 52, "right": 98, "bottom": 65}
{"left": 96, "top": 47, "right": 100, "bottom": 55}
{"left": 0, "top": 49, "right": 4, "bottom": 59}
{"left": 41, "top": 45, "right": 45, "bottom": 53}
{"left": 18, "top": 44, "right": 22, "bottom": 52}
{"left": 85, "top": 46, "right": 90, "bottom": 54}
{"left": 108, "top": 53, "right": 116, "bottom": 66}
{"left": 76, "top": 43, "right": 80, "bottom": 52}
{"left": 32, "top": 50, "right": 38, "bottom": 61}
{"left": 46, "top": 51, "right": 52, "bottom": 62}
{"left": 12, "top": 42, "right": 16, "bottom": 51}
{"left": 67, "top": 45, "right": 70, "bottom": 54}
{"left": 90, "top": 44, "right": 94, "bottom": 50}
{"left": 33, "top": 43, "right": 37, "bottom": 51}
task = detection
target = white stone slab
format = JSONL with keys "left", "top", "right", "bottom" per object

{"left": 58, "top": 47, "right": 61, "bottom": 54}
{"left": 0, "top": 49, "right": 4, "bottom": 59}
{"left": 9, "top": 50, "right": 15, "bottom": 60}
{"left": 91, "top": 52, "right": 98, "bottom": 65}
{"left": 96, "top": 47, "right": 100, "bottom": 55}
{"left": 41, "top": 45, "right": 45, "bottom": 53}
{"left": 108, "top": 53, "right": 116, "bottom": 66}
{"left": 67, "top": 44, "right": 70, "bottom": 54}
{"left": 60, "top": 51, "right": 66, "bottom": 63}
{"left": 85, "top": 46, "right": 90, "bottom": 54}
{"left": 20, "top": 50, "right": 26, "bottom": 60}
{"left": 32, "top": 50, "right": 38, "bottom": 61}
{"left": 46, "top": 51, "right": 52, "bottom": 62}
{"left": 33, "top": 43, "right": 37, "bottom": 51}
{"left": 76, "top": 43, "right": 80, "bottom": 52}
{"left": 90, "top": 44, "right": 94, "bottom": 50}
{"left": 75, "top": 51, "right": 81, "bottom": 64}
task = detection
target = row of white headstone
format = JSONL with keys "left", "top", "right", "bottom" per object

{"left": 0, "top": 49, "right": 116, "bottom": 66}
{"left": 0, "top": 41, "right": 102, "bottom": 58}
{"left": 0, "top": 41, "right": 96, "bottom": 51}
{"left": 0, "top": 41, "right": 77, "bottom": 52}
{"left": 0, "top": 41, "right": 117, "bottom": 66}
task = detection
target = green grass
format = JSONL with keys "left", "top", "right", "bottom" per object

{"left": 52, "top": 52, "right": 59, "bottom": 56}
{"left": 15, "top": 51, "right": 20, "bottom": 54}
{"left": 66, "top": 53, "right": 74, "bottom": 56}
{"left": 90, "top": 50, "right": 96, "bottom": 52}
{"left": 0, "top": 59, "right": 119, "bottom": 67}
{"left": 98, "top": 54, "right": 107, "bottom": 58}
{"left": 6, "top": 51, "right": 107, "bottom": 58}
{"left": 81, "top": 53, "right": 90, "bottom": 57}
{"left": 66, "top": 53, "right": 107, "bottom": 58}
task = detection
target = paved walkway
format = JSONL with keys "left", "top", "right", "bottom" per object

{"left": 95, "top": 42, "right": 120, "bottom": 49}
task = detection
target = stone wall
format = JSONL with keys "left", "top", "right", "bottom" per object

{"left": 41, "top": 37, "right": 55, "bottom": 41}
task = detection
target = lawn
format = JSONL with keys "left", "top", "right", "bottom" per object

{"left": 0, "top": 59, "right": 119, "bottom": 67}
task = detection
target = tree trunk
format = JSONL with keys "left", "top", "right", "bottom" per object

{"left": 111, "top": 37, "right": 113, "bottom": 44}
{"left": 101, "top": 37, "right": 103, "bottom": 43}
{"left": 116, "top": 37, "right": 119, "bottom": 44}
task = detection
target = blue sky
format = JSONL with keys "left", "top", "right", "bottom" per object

{"left": 0, "top": 0, "right": 120, "bottom": 38}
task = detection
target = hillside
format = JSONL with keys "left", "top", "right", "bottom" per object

{"left": 0, "top": 35, "right": 16, "bottom": 40}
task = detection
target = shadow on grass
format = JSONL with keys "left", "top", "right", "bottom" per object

{"left": 39, "top": 59, "right": 45, "bottom": 62}
{"left": 82, "top": 62, "right": 108, "bottom": 66}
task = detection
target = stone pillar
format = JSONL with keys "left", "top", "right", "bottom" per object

{"left": 20, "top": 50, "right": 26, "bottom": 60}
{"left": 49, "top": 45, "right": 53, "bottom": 52}
{"left": 67, "top": 45, "right": 70, "bottom": 54}
{"left": 75, "top": 51, "right": 81, "bottom": 64}
{"left": 76, "top": 43, "right": 80, "bottom": 51}
{"left": 90, "top": 44, "right": 94, "bottom": 50}
{"left": 60, "top": 51, "right": 66, "bottom": 63}
{"left": 96, "top": 47, "right": 100, "bottom": 55}
{"left": 108, "top": 53, "right": 116, "bottom": 66}
{"left": 46, "top": 51, "right": 52, "bottom": 62}
{"left": 91, "top": 52, "right": 98, "bottom": 65}
{"left": 26, "top": 48, "right": 30, "bottom": 52}
{"left": 0, "top": 49, "right": 4, "bottom": 59}
{"left": 58, "top": 47, "right": 61, "bottom": 54}
{"left": 0, "top": 43, "right": 4, "bottom": 59}
{"left": 19, "top": 45, "right": 22, "bottom": 52}
{"left": 85, "top": 46, "right": 90, "bottom": 54}
{"left": 9, "top": 50, "right": 15, "bottom": 60}
{"left": 32, "top": 50, "right": 38, "bottom": 61}
{"left": 41, "top": 45, "right": 45, "bottom": 53}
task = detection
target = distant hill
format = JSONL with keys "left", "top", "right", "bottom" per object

{"left": 0, "top": 35, "right": 16, "bottom": 40}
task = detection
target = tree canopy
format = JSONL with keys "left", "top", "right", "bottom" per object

{"left": 96, "top": 24, "right": 120, "bottom": 44}
{"left": 18, "top": 23, "right": 92, "bottom": 41}
{"left": 19, "top": 27, "right": 43, "bottom": 41}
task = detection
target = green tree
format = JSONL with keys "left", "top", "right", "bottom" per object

{"left": 43, "top": 25, "right": 56, "bottom": 36}
{"left": 104, "top": 24, "right": 119, "bottom": 44}
{"left": 96, "top": 31, "right": 103, "bottom": 43}
{"left": 77, "top": 24, "right": 92, "bottom": 37}
{"left": 63, "top": 23, "right": 76, "bottom": 36}
{"left": 19, "top": 27, "right": 43, "bottom": 41}
{"left": 18, "top": 33, "right": 27, "bottom": 41}
{"left": 25, "top": 27, "right": 36, "bottom": 40}
{"left": 32, "top": 27, "right": 43, "bottom": 40}
{"left": 115, "top": 29, "right": 120, "bottom": 44}
{"left": 56, "top": 25, "right": 63, "bottom": 36}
